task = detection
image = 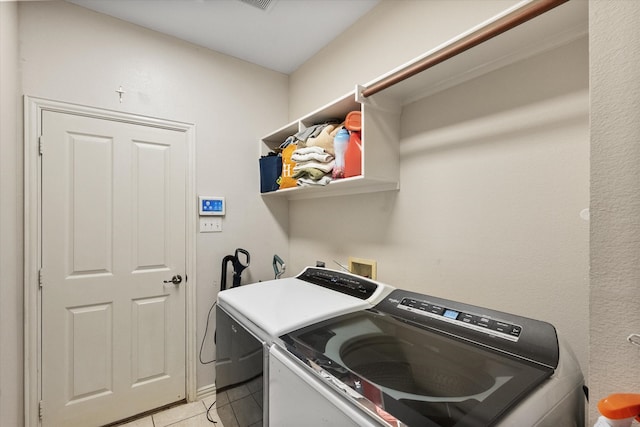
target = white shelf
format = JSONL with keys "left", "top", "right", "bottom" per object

{"left": 260, "top": 92, "right": 361, "bottom": 155}
{"left": 261, "top": 175, "right": 400, "bottom": 201}
{"left": 260, "top": 91, "right": 401, "bottom": 200}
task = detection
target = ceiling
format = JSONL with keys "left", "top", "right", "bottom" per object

{"left": 65, "top": 0, "right": 380, "bottom": 74}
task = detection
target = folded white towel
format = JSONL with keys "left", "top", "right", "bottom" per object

{"left": 293, "top": 146, "right": 327, "bottom": 155}
{"left": 291, "top": 151, "right": 334, "bottom": 163}
{"left": 297, "top": 176, "right": 332, "bottom": 187}
{"left": 293, "top": 160, "right": 335, "bottom": 174}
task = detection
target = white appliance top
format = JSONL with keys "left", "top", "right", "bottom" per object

{"left": 217, "top": 268, "right": 393, "bottom": 342}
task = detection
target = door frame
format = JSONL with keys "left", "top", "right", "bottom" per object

{"left": 23, "top": 96, "right": 198, "bottom": 427}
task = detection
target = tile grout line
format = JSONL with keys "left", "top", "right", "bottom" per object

{"left": 152, "top": 400, "right": 209, "bottom": 427}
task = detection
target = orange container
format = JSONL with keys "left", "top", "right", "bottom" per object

{"left": 344, "top": 131, "right": 362, "bottom": 178}
{"left": 344, "top": 111, "right": 361, "bottom": 132}
{"left": 598, "top": 394, "right": 640, "bottom": 421}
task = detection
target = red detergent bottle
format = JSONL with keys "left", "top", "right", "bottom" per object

{"left": 344, "top": 111, "right": 362, "bottom": 178}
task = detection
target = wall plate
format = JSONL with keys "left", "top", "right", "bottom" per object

{"left": 200, "top": 217, "right": 222, "bottom": 233}
{"left": 349, "top": 257, "right": 377, "bottom": 279}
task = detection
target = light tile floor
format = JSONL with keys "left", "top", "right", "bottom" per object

{"left": 115, "top": 395, "right": 224, "bottom": 427}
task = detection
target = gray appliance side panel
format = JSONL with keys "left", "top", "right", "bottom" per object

{"left": 215, "top": 305, "right": 264, "bottom": 389}
{"left": 497, "top": 339, "right": 585, "bottom": 426}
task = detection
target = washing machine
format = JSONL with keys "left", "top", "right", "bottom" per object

{"left": 215, "top": 267, "right": 394, "bottom": 427}
{"left": 271, "top": 288, "right": 585, "bottom": 426}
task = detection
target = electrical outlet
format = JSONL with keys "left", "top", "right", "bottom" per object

{"left": 200, "top": 217, "right": 222, "bottom": 233}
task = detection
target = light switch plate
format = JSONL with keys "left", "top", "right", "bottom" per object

{"left": 200, "top": 217, "right": 222, "bottom": 233}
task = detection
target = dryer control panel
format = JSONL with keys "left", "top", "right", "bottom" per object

{"left": 297, "top": 267, "right": 378, "bottom": 300}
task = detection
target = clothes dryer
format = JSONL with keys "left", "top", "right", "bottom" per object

{"left": 215, "top": 267, "right": 393, "bottom": 427}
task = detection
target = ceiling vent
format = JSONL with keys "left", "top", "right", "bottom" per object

{"left": 237, "top": 0, "right": 276, "bottom": 12}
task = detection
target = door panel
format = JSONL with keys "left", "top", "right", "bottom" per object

{"left": 69, "top": 132, "right": 113, "bottom": 276}
{"left": 133, "top": 140, "right": 170, "bottom": 269}
{"left": 131, "top": 295, "right": 169, "bottom": 385}
{"left": 41, "top": 111, "right": 186, "bottom": 426}
{"left": 67, "top": 303, "right": 113, "bottom": 404}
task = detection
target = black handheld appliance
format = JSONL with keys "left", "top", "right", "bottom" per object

{"left": 220, "top": 248, "right": 250, "bottom": 291}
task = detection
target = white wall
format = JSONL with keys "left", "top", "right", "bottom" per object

{"left": 287, "top": 0, "right": 589, "bottom": 406}
{"left": 4, "top": 3, "right": 289, "bottom": 422}
{"left": 0, "top": 2, "right": 23, "bottom": 426}
{"left": 289, "top": 0, "right": 521, "bottom": 118}
{"left": 589, "top": 0, "right": 640, "bottom": 423}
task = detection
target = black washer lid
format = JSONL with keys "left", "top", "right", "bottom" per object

{"left": 375, "top": 289, "right": 559, "bottom": 369}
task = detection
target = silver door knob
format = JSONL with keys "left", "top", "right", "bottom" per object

{"left": 163, "top": 274, "right": 182, "bottom": 285}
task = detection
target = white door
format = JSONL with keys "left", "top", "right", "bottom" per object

{"left": 40, "top": 110, "right": 187, "bottom": 426}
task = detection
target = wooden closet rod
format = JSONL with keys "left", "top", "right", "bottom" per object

{"left": 360, "top": 0, "right": 569, "bottom": 98}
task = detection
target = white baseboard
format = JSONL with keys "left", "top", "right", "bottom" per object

{"left": 195, "top": 384, "right": 217, "bottom": 401}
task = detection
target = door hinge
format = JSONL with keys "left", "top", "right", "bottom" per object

{"left": 38, "top": 136, "right": 44, "bottom": 156}
{"left": 39, "top": 400, "right": 43, "bottom": 420}
{"left": 38, "top": 269, "right": 43, "bottom": 288}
